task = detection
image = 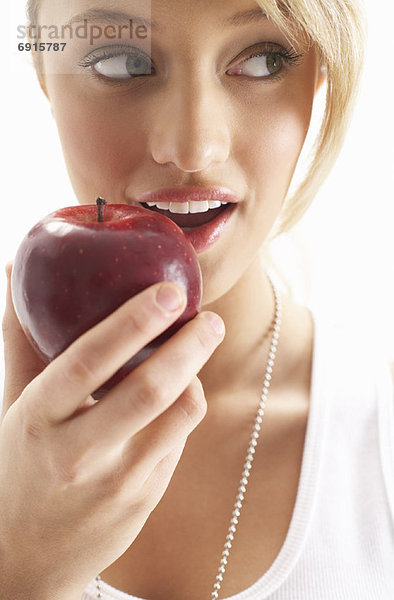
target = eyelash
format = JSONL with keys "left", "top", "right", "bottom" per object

{"left": 77, "top": 42, "right": 303, "bottom": 86}
{"left": 240, "top": 44, "right": 303, "bottom": 78}
{"left": 77, "top": 45, "right": 141, "bottom": 84}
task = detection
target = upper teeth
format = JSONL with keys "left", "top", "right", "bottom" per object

{"left": 143, "top": 200, "right": 228, "bottom": 214}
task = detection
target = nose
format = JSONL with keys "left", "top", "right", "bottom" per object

{"left": 149, "top": 76, "right": 231, "bottom": 173}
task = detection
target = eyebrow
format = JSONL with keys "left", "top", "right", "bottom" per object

{"left": 223, "top": 8, "right": 268, "bottom": 26}
{"left": 64, "top": 9, "right": 160, "bottom": 31}
{"left": 64, "top": 7, "right": 268, "bottom": 32}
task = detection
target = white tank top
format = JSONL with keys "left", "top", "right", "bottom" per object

{"left": 82, "top": 310, "right": 394, "bottom": 599}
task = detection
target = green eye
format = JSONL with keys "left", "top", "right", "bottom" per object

{"left": 126, "top": 54, "right": 151, "bottom": 76}
{"left": 240, "top": 53, "right": 283, "bottom": 77}
{"left": 95, "top": 53, "right": 152, "bottom": 79}
{"left": 227, "top": 43, "right": 302, "bottom": 79}
{"left": 266, "top": 54, "right": 282, "bottom": 75}
{"left": 78, "top": 45, "right": 154, "bottom": 81}
{"left": 228, "top": 52, "right": 284, "bottom": 78}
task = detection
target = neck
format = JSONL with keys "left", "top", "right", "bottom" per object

{"left": 198, "top": 256, "right": 276, "bottom": 400}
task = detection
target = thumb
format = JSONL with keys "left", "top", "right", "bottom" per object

{"left": 1, "top": 262, "right": 46, "bottom": 420}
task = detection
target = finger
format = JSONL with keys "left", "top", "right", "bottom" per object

{"left": 78, "top": 376, "right": 205, "bottom": 485}
{"left": 76, "top": 311, "right": 224, "bottom": 449}
{"left": 105, "top": 381, "right": 201, "bottom": 513}
{"left": 135, "top": 443, "right": 187, "bottom": 514}
{"left": 53, "top": 376, "right": 205, "bottom": 489}
{"left": 25, "top": 282, "right": 187, "bottom": 424}
{"left": 112, "top": 443, "right": 187, "bottom": 526}
{"left": 2, "top": 262, "right": 46, "bottom": 419}
{"left": 121, "top": 377, "right": 206, "bottom": 484}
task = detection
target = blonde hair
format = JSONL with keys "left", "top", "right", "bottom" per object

{"left": 254, "top": 0, "right": 365, "bottom": 238}
{"left": 26, "top": 0, "right": 365, "bottom": 239}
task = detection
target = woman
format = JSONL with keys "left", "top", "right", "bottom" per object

{"left": 1, "top": 0, "right": 393, "bottom": 599}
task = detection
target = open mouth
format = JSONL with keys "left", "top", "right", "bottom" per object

{"left": 140, "top": 202, "right": 230, "bottom": 230}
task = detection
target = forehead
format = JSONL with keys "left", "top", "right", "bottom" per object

{"left": 38, "top": 0, "right": 310, "bottom": 61}
{"left": 39, "top": 0, "right": 275, "bottom": 29}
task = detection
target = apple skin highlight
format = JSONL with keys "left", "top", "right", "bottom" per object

{"left": 11, "top": 203, "right": 202, "bottom": 399}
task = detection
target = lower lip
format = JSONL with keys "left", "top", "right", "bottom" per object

{"left": 183, "top": 203, "right": 236, "bottom": 253}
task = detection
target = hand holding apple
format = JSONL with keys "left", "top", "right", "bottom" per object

{"left": 1, "top": 257, "right": 225, "bottom": 598}
{"left": 11, "top": 198, "right": 202, "bottom": 397}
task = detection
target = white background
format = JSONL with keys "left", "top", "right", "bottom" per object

{"left": 1, "top": 0, "right": 394, "bottom": 399}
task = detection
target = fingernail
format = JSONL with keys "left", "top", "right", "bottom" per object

{"left": 202, "top": 312, "right": 225, "bottom": 336}
{"left": 156, "top": 283, "right": 185, "bottom": 312}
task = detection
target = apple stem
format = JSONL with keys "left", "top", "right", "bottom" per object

{"left": 96, "top": 197, "right": 107, "bottom": 222}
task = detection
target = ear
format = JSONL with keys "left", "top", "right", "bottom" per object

{"left": 315, "top": 61, "right": 327, "bottom": 94}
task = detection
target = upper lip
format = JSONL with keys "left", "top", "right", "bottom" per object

{"left": 134, "top": 186, "right": 240, "bottom": 204}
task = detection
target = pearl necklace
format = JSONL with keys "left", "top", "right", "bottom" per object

{"left": 95, "top": 272, "right": 282, "bottom": 600}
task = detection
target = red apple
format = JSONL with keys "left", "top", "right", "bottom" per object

{"left": 11, "top": 199, "right": 202, "bottom": 398}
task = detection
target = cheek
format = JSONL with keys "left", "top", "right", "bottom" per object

{"left": 240, "top": 90, "right": 313, "bottom": 203}
{"left": 48, "top": 78, "right": 145, "bottom": 203}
